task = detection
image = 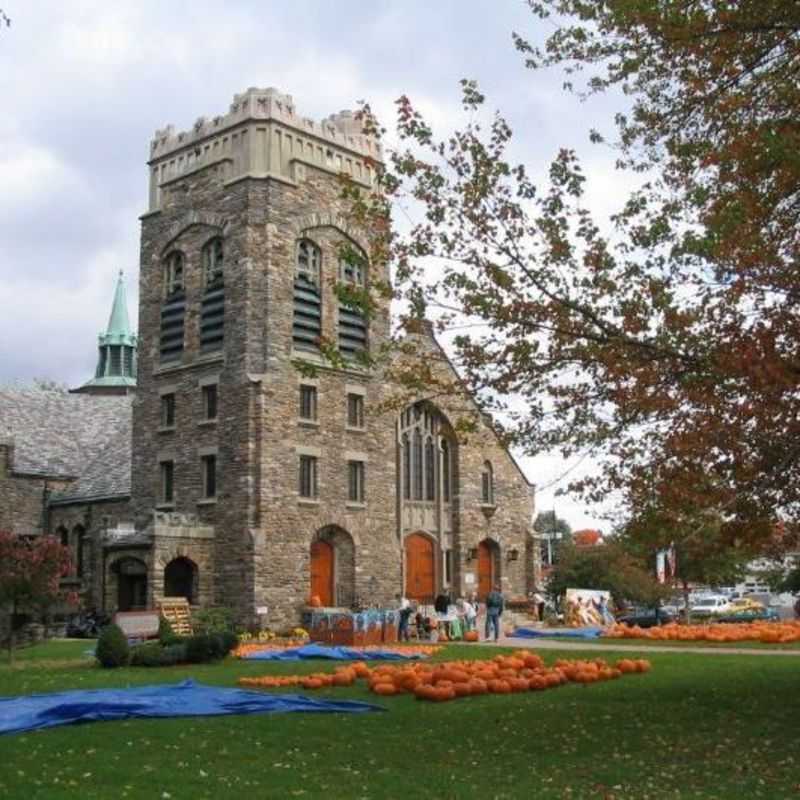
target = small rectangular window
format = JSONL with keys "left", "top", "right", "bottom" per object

{"left": 299, "top": 385, "right": 317, "bottom": 421}
{"left": 160, "top": 460, "right": 174, "bottom": 504}
{"left": 347, "top": 460, "right": 365, "bottom": 503}
{"left": 161, "top": 394, "right": 175, "bottom": 428}
{"left": 202, "top": 454, "right": 217, "bottom": 498}
{"left": 444, "top": 548, "right": 453, "bottom": 584}
{"left": 202, "top": 384, "right": 218, "bottom": 421}
{"left": 299, "top": 455, "right": 318, "bottom": 498}
{"left": 347, "top": 394, "right": 364, "bottom": 428}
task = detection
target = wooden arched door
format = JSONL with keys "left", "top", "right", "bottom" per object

{"left": 405, "top": 533, "right": 435, "bottom": 602}
{"left": 310, "top": 539, "right": 334, "bottom": 606}
{"left": 478, "top": 540, "right": 496, "bottom": 600}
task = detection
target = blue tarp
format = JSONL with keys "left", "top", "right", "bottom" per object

{"left": 0, "top": 679, "right": 383, "bottom": 736}
{"left": 243, "top": 643, "right": 427, "bottom": 661}
{"left": 512, "top": 627, "right": 605, "bottom": 639}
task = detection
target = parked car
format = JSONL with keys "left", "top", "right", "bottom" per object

{"left": 717, "top": 608, "right": 780, "bottom": 624}
{"left": 728, "top": 598, "right": 764, "bottom": 614}
{"left": 617, "top": 607, "right": 676, "bottom": 628}
{"left": 690, "top": 596, "right": 732, "bottom": 616}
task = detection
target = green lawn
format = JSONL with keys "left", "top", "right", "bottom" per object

{"left": 0, "top": 641, "right": 798, "bottom": 799}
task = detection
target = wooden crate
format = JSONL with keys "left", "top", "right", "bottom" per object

{"left": 158, "top": 597, "right": 193, "bottom": 636}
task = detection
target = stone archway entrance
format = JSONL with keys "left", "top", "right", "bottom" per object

{"left": 114, "top": 557, "right": 148, "bottom": 611}
{"left": 405, "top": 533, "right": 435, "bottom": 603}
{"left": 310, "top": 539, "right": 334, "bottom": 606}
{"left": 164, "top": 557, "right": 197, "bottom": 604}
{"left": 310, "top": 526, "right": 356, "bottom": 608}
{"left": 477, "top": 539, "right": 500, "bottom": 600}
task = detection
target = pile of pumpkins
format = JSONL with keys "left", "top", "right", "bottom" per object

{"left": 238, "top": 651, "right": 651, "bottom": 702}
{"left": 233, "top": 642, "right": 440, "bottom": 660}
{"left": 605, "top": 620, "right": 800, "bottom": 644}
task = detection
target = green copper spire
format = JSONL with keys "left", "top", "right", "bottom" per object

{"left": 75, "top": 271, "right": 138, "bottom": 394}
{"left": 106, "top": 270, "right": 133, "bottom": 339}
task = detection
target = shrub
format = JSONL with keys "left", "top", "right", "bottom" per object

{"left": 158, "top": 616, "right": 182, "bottom": 646}
{"left": 160, "top": 643, "right": 187, "bottom": 665}
{"left": 218, "top": 630, "right": 238, "bottom": 655}
{"left": 130, "top": 642, "right": 164, "bottom": 667}
{"left": 95, "top": 623, "right": 130, "bottom": 668}
{"left": 185, "top": 633, "right": 217, "bottom": 664}
{"left": 192, "top": 607, "right": 236, "bottom": 634}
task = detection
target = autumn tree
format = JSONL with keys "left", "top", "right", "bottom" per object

{"left": 349, "top": 1, "right": 800, "bottom": 547}
{"left": 620, "top": 503, "right": 757, "bottom": 621}
{"left": 0, "top": 532, "right": 74, "bottom": 663}
{"left": 546, "top": 539, "right": 666, "bottom": 610}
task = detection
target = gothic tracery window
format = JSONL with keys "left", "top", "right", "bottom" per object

{"left": 481, "top": 461, "right": 494, "bottom": 505}
{"left": 399, "top": 402, "right": 456, "bottom": 505}
{"left": 338, "top": 244, "right": 368, "bottom": 357}
{"left": 202, "top": 237, "right": 224, "bottom": 285}
{"left": 293, "top": 239, "right": 322, "bottom": 350}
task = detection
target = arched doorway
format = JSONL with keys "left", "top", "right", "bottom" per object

{"left": 164, "top": 557, "right": 197, "bottom": 604}
{"left": 113, "top": 557, "right": 148, "bottom": 611}
{"left": 477, "top": 539, "right": 500, "bottom": 600}
{"left": 310, "top": 539, "right": 334, "bottom": 606}
{"left": 405, "top": 533, "right": 435, "bottom": 602}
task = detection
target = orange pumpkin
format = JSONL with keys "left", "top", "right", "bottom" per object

{"left": 308, "top": 595, "right": 323, "bottom": 608}
{"left": 372, "top": 682, "right": 397, "bottom": 696}
{"left": 464, "top": 630, "right": 479, "bottom": 642}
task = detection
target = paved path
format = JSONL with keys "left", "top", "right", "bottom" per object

{"left": 489, "top": 635, "right": 800, "bottom": 657}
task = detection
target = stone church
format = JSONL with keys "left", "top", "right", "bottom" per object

{"left": 0, "top": 87, "right": 537, "bottom": 628}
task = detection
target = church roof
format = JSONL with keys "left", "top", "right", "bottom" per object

{"left": 0, "top": 388, "right": 132, "bottom": 500}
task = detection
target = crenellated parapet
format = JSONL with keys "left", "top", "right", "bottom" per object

{"left": 146, "top": 87, "right": 382, "bottom": 213}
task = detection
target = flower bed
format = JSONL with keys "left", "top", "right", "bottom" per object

{"left": 604, "top": 620, "right": 800, "bottom": 644}
{"left": 238, "top": 651, "right": 651, "bottom": 702}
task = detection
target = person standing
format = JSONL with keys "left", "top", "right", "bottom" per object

{"left": 461, "top": 597, "right": 477, "bottom": 631}
{"left": 532, "top": 589, "right": 546, "bottom": 623}
{"left": 396, "top": 595, "right": 412, "bottom": 641}
{"left": 484, "top": 584, "right": 505, "bottom": 642}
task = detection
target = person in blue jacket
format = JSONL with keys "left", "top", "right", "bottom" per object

{"left": 484, "top": 584, "right": 505, "bottom": 641}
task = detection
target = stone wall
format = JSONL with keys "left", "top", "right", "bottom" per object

{"left": 0, "top": 442, "right": 68, "bottom": 537}
{"left": 49, "top": 498, "right": 133, "bottom": 611}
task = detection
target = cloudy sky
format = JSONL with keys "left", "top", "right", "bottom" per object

{"left": 0, "top": 1, "right": 630, "bottom": 532}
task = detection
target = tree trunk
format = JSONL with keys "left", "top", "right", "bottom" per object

{"left": 682, "top": 580, "right": 691, "bottom": 626}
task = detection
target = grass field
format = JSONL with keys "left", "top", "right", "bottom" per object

{"left": 1, "top": 640, "right": 798, "bottom": 799}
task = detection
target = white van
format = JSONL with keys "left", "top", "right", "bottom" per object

{"left": 690, "top": 595, "right": 732, "bottom": 615}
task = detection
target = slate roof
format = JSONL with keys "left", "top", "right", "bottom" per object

{"left": 0, "top": 388, "right": 133, "bottom": 502}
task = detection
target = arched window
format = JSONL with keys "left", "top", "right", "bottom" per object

{"left": 402, "top": 433, "right": 411, "bottom": 500}
{"left": 161, "top": 251, "right": 186, "bottom": 362}
{"left": 200, "top": 238, "right": 225, "bottom": 351}
{"left": 424, "top": 437, "right": 436, "bottom": 501}
{"left": 164, "top": 251, "right": 185, "bottom": 296}
{"left": 293, "top": 239, "right": 322, "bottom": 350}
{"left": 73, "top": 525, "right": 86, "bottom": 579}
{"left": 338, "top": 244, "right": 368, "bottom": 357}
{"left": 202, "top": 237, "right": 224, "bottom": 285}
{"left": 413, "top": 429, "right": 424, "bottom": 500}
{"left": 481, "top": 461, "right": 494, "bottom": 505}
{"left": 442, "top": 439, "right": 451, "bottom": 502}
{"left": 164, "top": 557, "right": 197, "bottom": 604}
{"left": 399, "top": 402, "right": 456, "bottom": 507}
